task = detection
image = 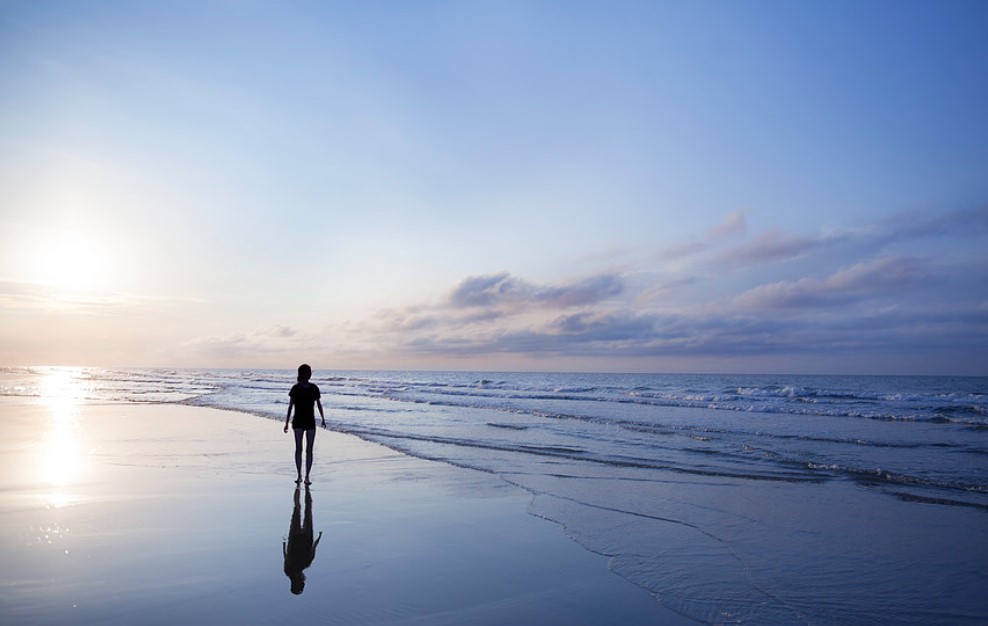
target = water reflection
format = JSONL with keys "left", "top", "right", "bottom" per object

{"left": 38, "top": 367, "right": 88, "bottom": 507}
{"left": 283, "top": 486, "right": 323, "bottom": 595}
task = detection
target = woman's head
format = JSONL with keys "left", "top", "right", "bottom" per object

{"left": 289, "top": 571, "right": 306, "bottom": 595}
{"left": 297, "top": 364, "right": 312, "bottom": 383}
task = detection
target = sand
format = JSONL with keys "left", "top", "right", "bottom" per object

{"left": 0, "top": 399, "right": 698, "bottom": 625}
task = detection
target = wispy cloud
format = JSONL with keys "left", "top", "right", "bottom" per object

{"left": 448, "top": 271, "right": 623, "bottom": 310}
{"left": 709, "top": 210, "right": 748, "bottom": 238}
{"left": 735, "top": 256, "right": 928, "bottom": 309}
{"left": 715, "top": 230, "right": 826, "bottom": 266}
{"left": 659, "top": 205, "right": 988, "bottom": 273}
{"left": 183, "top": 325, "right": 305, "bottom": 359}
{"left": 655, "top": 209, "right": 748, "bottom": 262}
{"left": 874, "top": 204, "right": 988, "bottom": 243}
{"left": 0, "top": 279, "right": 150, "bottom": 315}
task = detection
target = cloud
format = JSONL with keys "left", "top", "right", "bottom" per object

{"left": 0, "top": 279, "right": 150, "bottom": 315}
{"left": 651, "top": 205, "right": 988, "bottom": 281}
{"left": 876, "top": 204, "right": 988, "bottom": 242}
{"left": 826, "top": 256, "right": 926, "bottom": 290}
{"left": 547, "top": 310, "right": 657, "bottom": 340}
{"left": 183, "top": 325, "right": 305, "bottom": 358}
{"left": 399, "top": 310, "right": 662, "bottom": 357}
{"left": 655, "top": 209, "right": 747, "bottom": 261}
{"left": 735, "top": 256, "right": 927, "bottom": 309}
{"left": 655, "top": 240, "right": 707, "bottom": 262}
{"left": 0, "top": 281, "right": 50, "bottom": 309}
{"left": 367, "top": 271, "right": 626, "bottom": 344}
{"left": 448, "top": 272, "right": 524, "bottom": 308}
{"left": 716, "top": 230, "right": 825, "bottom": 266}
{"left": 447, "top": 271, "right": 623, "bottom": 310}
{"left": 635, "top": 275, "right": 698, "bottom": 303}
{"left": 537, "top": 273, "right": 624, "bottom": 307}
{"left": 264, "top": 324, "right": 297, "bottom": 338}
{"left": 709, "top": 210, "right": 748, "bottom": 238}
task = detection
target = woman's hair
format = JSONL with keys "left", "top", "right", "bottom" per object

{"left": 297, "top": 363, "right": 312, "bottom": 383}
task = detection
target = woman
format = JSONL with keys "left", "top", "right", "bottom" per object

{"left": 284, "top": 364, "right": 325, "bottom": 485}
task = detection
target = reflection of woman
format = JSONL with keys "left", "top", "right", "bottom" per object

{"left": 284, "top": 364, "right": 325, "bottom": 485}
{"left": 283, "top": 487, "right": 322, "bottom": 595}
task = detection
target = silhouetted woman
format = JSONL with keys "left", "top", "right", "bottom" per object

{"left": 284, "top": 364, "right": 325, "bottom": 485}
{"left": 283, "top": 486, "right": 322, "bottom": 595}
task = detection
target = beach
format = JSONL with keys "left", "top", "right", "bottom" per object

{"left": 0, "top": 399, "right": 697, "bottom": 625}
{"left": 2, "top": 367, "right": 987, "bottom": 624}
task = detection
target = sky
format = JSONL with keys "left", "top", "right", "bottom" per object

{"left": 1, "top": 1, "right": 986, "bottom": 375}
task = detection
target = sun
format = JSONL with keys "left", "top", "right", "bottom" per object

{"left": 35, "top": 231, "right": 110, "bottom": 291}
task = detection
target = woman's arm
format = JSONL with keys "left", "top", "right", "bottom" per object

{"left": 284, "top": 398, "right": 294, "bottom": 433}
{"left": 317, "top": 398, "right": 325, "bottom": 427}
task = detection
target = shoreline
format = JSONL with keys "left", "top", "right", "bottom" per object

{"left": 0, "top": 400, "right": 698, "bottom": 625}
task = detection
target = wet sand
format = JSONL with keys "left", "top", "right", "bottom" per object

{"left": 0, "top": 400, "right": 697, "bottom": 625}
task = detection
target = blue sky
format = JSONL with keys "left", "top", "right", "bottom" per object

{"left": 1, "top": 1, "right": 986, "bottom": 374}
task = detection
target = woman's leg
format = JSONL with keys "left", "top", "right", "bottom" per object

{"left": 293, "top": 428, "right": 304, "bottom": 482}
{"left": 304, "top": 428, "right": 316, "bottom": 483}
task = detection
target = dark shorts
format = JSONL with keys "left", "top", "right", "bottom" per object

{"left": 292, "top": 417, "right": 316, "bottom": 431}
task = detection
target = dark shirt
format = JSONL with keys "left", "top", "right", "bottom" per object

{"left": 289, "top": 382, "right": 321, "bottom": 429}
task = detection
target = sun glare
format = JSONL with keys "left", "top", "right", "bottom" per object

{"left": 35, "top": 232, "right": 110, "bottom": 291}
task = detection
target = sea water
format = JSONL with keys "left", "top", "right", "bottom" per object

{"left": 4, "top": 367, "right": 987, "bottom": 624}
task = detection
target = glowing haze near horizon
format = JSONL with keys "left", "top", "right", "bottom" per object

{"left": 1, "top": 1, "right": 986, "bottom": 375}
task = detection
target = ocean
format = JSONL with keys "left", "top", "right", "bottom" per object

{"left": 3, "top": 366, "right": 987, "bottom": 624}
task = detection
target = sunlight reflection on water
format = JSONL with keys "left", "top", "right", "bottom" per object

{"left": 38, "top": 367, "right": 88, "bottom": 508}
